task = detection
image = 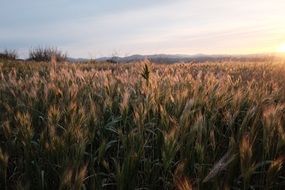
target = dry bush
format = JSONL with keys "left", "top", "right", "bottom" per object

{"left": 28, "top": 47, "right": 67, "bottom": 62}
{"left": 0, "top": 49, "right": 17, "bottom": 60}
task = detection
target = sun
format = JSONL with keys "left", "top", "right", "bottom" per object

{"left": 277, "top": 43, "right": 285, "bottom": 53}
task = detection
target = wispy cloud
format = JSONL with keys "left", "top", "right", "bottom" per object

{"left": 1, "top": 0, "right": 285, "bottom": 58}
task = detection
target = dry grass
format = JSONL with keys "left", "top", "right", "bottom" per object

{"left": 0, "top": 59, "right": 285, "bottom": 189}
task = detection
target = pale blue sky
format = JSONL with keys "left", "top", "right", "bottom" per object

{"left": 1, "top": 0, "right": 285, "bottom": 58}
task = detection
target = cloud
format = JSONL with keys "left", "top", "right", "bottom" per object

{"left": 1, "top": 0, "right": 285, "bottom": 57}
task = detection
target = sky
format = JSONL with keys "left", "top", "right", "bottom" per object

{"left": 1, "top": 0, "right": 285, "bottom": 58}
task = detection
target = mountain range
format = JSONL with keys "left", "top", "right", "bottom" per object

{"left": 68, "top": 53, "right": 280, "bottom": 63}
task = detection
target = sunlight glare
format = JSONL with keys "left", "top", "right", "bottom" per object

{"left": 277, "top": 43, "right": 285, "bottom": 53}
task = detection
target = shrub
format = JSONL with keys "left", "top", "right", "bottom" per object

{"left": 28, "top": 47, "right": 67, "bottom": 62}
{"left": 0, "top": 49, "right": 17, "bottom": 60}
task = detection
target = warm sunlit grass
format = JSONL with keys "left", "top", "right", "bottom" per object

{"left": 0, "top": 59, "right": 285, "bottom": 189}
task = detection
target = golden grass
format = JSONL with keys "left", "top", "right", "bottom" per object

{"left": 0, "top": 59, "right": 285, "bottom": 189}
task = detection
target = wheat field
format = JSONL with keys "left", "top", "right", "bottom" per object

{"left": 0, "top": 59, "right": 285, "bottom": 189}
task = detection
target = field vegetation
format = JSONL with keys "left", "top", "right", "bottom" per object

{"left": 0, "top": 50, "right": 18, "bottom": 61}
{"left": 0, "top": 59, "right": 285, "bottom": 189}
{"left": 28, "top": 47, "right": 67, "bottom": 62}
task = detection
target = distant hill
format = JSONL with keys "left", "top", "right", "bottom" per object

{"left": 67, "top": 53, "right": 278, "bottom": 64}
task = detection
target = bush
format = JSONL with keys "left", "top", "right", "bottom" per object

{"left": 28, "top": 47, "right": 67, "bottom": 62}
{"left": 0, "top": 49, "right": 17, "bottom": 60}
